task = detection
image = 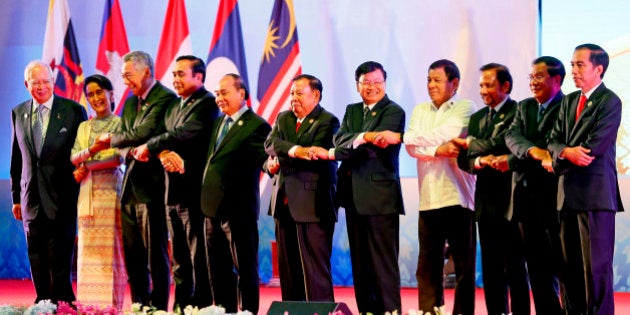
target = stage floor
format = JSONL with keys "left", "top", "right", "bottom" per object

{"left": 1, "top": 280, "right": 629, "bottom": 314}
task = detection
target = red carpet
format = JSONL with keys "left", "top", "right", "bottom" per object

{"left": 1, "top": 280, "right": 630, "bottom": 314}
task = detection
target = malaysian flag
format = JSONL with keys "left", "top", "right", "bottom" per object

{"left": 206, "top": 0, "right": 250, "bottom": 102}
{"left": 155, "top": 0, "right": 192, "bottom": 90}
{"left": 41, "top": 0, "right": 86, "bottom": 107}
{"left": 256, "top": 0, "right": 302, "bottom": 126}
{"left": 95, "top": 0, "right": 130, "bottom": 115}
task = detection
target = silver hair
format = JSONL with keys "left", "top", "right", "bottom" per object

{"left": 24, "top": 60, "right": 53, "bottom": 82}
{"left": 123, "top": 50, "right": 155, "bottom": 76}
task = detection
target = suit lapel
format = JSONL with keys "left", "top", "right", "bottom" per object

{"left": 41, "top": 98, "right": 65, "bottom": 157}
{"left": 23, "top": 101, "right": 37, "bottom": 154}
{"left": 297, "top": 105, "right": 322, "bottom": 138}
{"left": 212, "top": 109, "right": 252, "bottom": 156}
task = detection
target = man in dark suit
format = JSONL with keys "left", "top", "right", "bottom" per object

{"left": 313, "top": 61, "right": 405, "bottom": 314}
{"left": 546, "top": 43, "right": 623, "bottom": 315}
{"left": 132, "top": 55, "right": 219, "bottom": 310}
{"left": 454, "top": 63, "right": 530, "bottom": 315}
{"left": 10, "top": 60, "right": 87, "bottom": 304}
{"left": 505, "top": 56, "right": 565, "bottom": 314}
{"left": 201, "top": 73, "right": 270, "bottom": 313}
{"left": 264, "top": 74, "right": 339, "bottom": 302}
{"left": 96, "top": 50, "right": 176, "bottom": 310}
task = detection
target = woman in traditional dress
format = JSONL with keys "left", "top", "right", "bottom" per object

{"left": 71, "top": 74, "right": 126, "bottom": 310}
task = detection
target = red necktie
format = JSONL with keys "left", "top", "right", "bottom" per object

{"left": 296, "top": 121, "right": 301, "bottom": 133}
{"left": 575, "top": 94, "right": 587, "bottom": 120}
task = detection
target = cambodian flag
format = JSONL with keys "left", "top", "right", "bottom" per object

{"left": 205, "top": 0, "right": 250, "bottom": 102}
{"left": 256, "top": 0, "right": 302, "bottom": 126}
{"left": 41, "top": 0, "right": 86, "bottom": 107}
{"left": 155, "top": 0, "right": 192, "bottom": 91}
{"left": 95, "top": 0, "right": 130, "bottom": 115}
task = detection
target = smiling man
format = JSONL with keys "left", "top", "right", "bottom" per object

{"left": 505, "top": 56, "right": 566, "bottom": 314}
{"left": 547, "top": 43, "right": 623, "bottom": 315}
{"left": 96, "top": 50, "right": 177, "bottom": 310}
{"left": 264, "top": 74, "right": 339, "bottom": 302}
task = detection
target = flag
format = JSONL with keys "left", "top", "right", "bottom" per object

{"left": 206, "top": 0, "right": 250, "bottom": 102}
{"left": 41, "top": 0, "right": 86, "bottom": 107}
{"left": 155, "top": 0, "right": 192, "bottom": 91}
{"left": 256, "top": 0, "right": 302, "bottom": 126}
{"left": 95, "top": 0, "right": 130, "bottom": 115}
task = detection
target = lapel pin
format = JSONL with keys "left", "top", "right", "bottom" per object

{"left": 24, "top": 113, "right": 28, "bottom": 119}
{"left": 309, "top": 119, "right": 314, "bottom": 124}
{"left": 57, "top": 113, "right": 61, "bottom": 119}
{"left": 499, "top": 114, "right": 505, "bottom": 119}
{"left": 371, "top": 112, "right": 376, "bottom": 116}
{"left": 238, "top": 120, "right": 243, "bottom": 126}
{"left": 587, "top": 101, "right": 593, "bottom": 107}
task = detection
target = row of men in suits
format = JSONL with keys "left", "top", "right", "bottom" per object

{"left": 376, "top": 43, "right": 622, "bottom": 315}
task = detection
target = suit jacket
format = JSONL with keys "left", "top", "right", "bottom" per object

{"left": 548, "top": 83, "right": 623, "bottom": 212}
{"left": 201, "top": 109, "right": 271, "bottom": 219}
{"left": 333, "top": 94, "right": 405, "bottom": 216}
{"left": 458, "top": 98, "right": 516, "bottom": 219}
{"left": 111, "top": 81, "right": 176, "bottom": 204}
{"left": 505, "top": 92, "right": 563, "bottom": 221}
{"left": 265, "top": 104, "right": 340, "bottom": 222}
{"left": 145, "top": 87, "right": 219, "bottom": 206}
{"left": 10, "top": 96, "right": 87, "bottom": 221}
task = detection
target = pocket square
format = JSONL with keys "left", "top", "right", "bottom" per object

{"left": 59, "top": 127, "right": 68, "bottom": 133}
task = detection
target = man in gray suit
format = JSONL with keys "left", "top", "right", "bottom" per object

{"left": 265, "top": 74, "right": 339, "bottom": 302}
{"left": 11, "top": 60, "right": 87, "bottom": 303}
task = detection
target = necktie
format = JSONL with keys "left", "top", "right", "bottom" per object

{"left": 486, "top": 108, "right": 495, "bottom": 126}
{"left": 575, "top": 94, "right": 587, "bottom": 120}
{"left": 33, "top": 104, "right": 44, "bottom": 156}
{"left": 296, "top": 120, "right": 301, "bottom": 133}
{"left": 537, "top": 105, "right": 545, "bottom": 123}
{"left": 363, "top": 106, "right": 370, "bottom": 118}
{"left": 216, "top": 117, "right": 232, "bottom": 149}
{"left": 137, "top": 97, "right": 144, "bottom": 113}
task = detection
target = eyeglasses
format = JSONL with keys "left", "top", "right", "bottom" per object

{"left": 28, "top": 79, "right": 52, "bottom": 87}
{"left": 528, "top": 74, "right": 548, "bottom": 82}
{"left": 358, "top": 80, "right": 384, "bottom": 87}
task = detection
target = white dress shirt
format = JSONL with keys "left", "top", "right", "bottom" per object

{"left": 403, "top": 96, "right": 477, "bottom": 211}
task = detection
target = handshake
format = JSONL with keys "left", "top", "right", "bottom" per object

{"left": 293, "top": 146, "right": 332, "bottom": 160}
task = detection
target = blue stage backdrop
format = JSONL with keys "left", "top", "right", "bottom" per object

{"left": 1, "top": 0, "right": 630, "bottom": 291}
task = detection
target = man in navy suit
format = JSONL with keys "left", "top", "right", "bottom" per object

{"left": 201, "top": 73, "right": 271, "bottom": 313}
{"left": 546, "top": 43, "right": 623, "bottom": 315}
{"left": 265, "top": 74, "right": 339, "bottom": 302}
{"left": 505, "top": 56, "right": 565, "bottom": 314}
{"left": 313, "top": 61, "right": 405, "bottom": 314}
{"left": 96, "top": 50, "right": 177, "bottom": 310}
{"left": 454, "top": 63, "right": 530, "bottom": 315}
{"left": 10, "top": 60, "right": 87, "bottom": 303}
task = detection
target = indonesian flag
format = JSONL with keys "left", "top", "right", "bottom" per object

{"left": 41, "top": 0, "right": 86, "bottom": 107}
{"left": 155, "top": 0, "right": 192, "bottom": 91}
{"left": 95, "top": 0, "right": 130, "bottom": 115}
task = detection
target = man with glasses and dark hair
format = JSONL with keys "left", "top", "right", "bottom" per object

{"left": 312, "top": 61, "right": 405, "bottom": 314}
{"left": 505, "top": 56, "right": 566, "bottom": 314}
{"left": 96, "top": 50, "right": 177, "bottom": 310}
{"left": 547, "top": 43, "right": 623, "bottom": 315}
{"left": 131, "top": 55, "right": 219, "bottom": 310}
{"left": 265, "top": 74, "right": 339, "bottom": 302}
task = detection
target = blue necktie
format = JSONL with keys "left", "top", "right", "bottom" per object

{"left": 216, "top": 117, "right": 232, "bottom": 149}
{"left": 537, "top": 105, "right": 545, "bottom": 123}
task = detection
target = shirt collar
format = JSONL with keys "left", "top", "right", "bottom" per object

{"left": 226, "top": 104, "right": 249, "bottom": 122}
{"left": 33, "top": 95, "right": 54, "bottom": 111}
{"left": 491, "top": 96, "right": 508, "bottom": 113}
{"left": 582, "top": 82, "right": 602, "bottom": 99}
{"left": 140, "top": 80, "right": 157, "bottom": 101}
